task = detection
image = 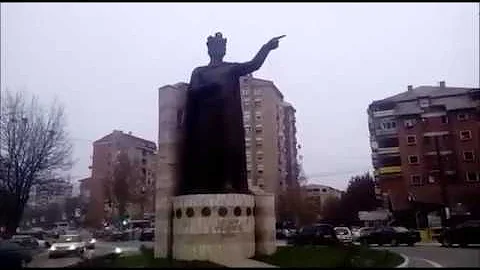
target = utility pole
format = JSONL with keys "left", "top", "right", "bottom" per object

{"left": 434, "top": 135, "right": 449, "bottom": 229}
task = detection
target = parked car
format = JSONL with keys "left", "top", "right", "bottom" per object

{"left": 289, "top": 224, "right": 339, "bottom": 246}
{"left": 140, "top": 228, "right": 154, "bottom": 241}
{"left": 357, "top": 226, "right": 420, "bottom": 246}
{"left": 108, "top": 230, "right": 129, "bottom": 241}
{"left": 10, "top": 235, "right": 40, "bottom": 249}
{"left": 334, "top": 227, "right": 353, "bottom": 244}
{"left": 438, "top": 220, "right": 480, "bottom": 247}
{"left": 48, "top": 234, "right": 88, "bottom": 258}
{"left": 352, "top": 227, "right": 375, "bottom": 242}
{"left": 0, "top": 240, "right": 33, "bottom": 267}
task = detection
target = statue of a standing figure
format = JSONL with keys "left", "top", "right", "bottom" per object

{"left": 178, "top": 32, "right": 284, "bottom": 195}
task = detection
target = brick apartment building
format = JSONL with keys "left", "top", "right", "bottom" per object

{"left": 368, "top": 82, "right": 480, "bottom": 226}
{"left": 86, "top": 130, "right": 157, "bottom": 227}
{"left": 239, "top": 74, "right": 299, "bottom": 194}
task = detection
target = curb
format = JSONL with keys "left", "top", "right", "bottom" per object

{"left": 396, "top": 253, "right": 409, "bottom": 268}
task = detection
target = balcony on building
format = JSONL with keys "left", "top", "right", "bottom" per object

{"left": 375, "top": 136, "right": 400, "bottom": 155}
{"left": 422, "top": 132, "right": 453, "bottom": 153}
{"left": 373, "top": 109, "right": 395, "bottom": 118}
{"left": 375, "top": 156, "right": 402, "bottom": 175}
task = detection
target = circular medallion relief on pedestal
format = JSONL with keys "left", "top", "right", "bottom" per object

{"left": 218, "top": 207, "right": 228, "bottom": 217}
{"left": 234, "top": 206, "right": 242, "bottom": 216}
{"left": 186, "top": 207, "right": 194, "bottom": 218}
{"left": 246, "top": 207, "right": 252, "bottom": 216}
{"left": 175, "top": 208, "right": 182, "bottom": 219}
{"left": 201, "top": 207, "right": 211, "bottom": 217}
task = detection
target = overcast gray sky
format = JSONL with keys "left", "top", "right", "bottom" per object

{"left": 1, "top": 3, "right": 479, "bottom": 191}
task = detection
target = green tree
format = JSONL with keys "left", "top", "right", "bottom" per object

{"left": 337, "top": 173, "right": 380, "bottom": 225}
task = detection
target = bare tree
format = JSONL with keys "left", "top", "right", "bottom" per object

{"left": 0, "top": 90, "right": 72, "bottom": 236}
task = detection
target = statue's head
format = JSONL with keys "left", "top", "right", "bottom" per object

{"left": 207, "top": 32, "right": 226, "bottom": 60}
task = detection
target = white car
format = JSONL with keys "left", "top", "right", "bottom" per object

{"left": 48, "top": 235, "right": 87, "bottom": 258}
{"left": 334, "top": 227, "right": 353, "bottom": 244}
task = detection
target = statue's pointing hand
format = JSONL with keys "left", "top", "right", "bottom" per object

{"left": 265, "top": 35, "right": 286, "bottom": 51}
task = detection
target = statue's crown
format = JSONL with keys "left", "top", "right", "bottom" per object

{"left": 207, "top": 32, "right": 227, "bottom": 47}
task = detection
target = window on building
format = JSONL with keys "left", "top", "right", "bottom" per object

{"left": 457, "top": 113, "right": 469, "bottom": 121}
{"left": 423, "top": 136, "right": 431, "bottom": 145}
{"left": 244, "top": 101, "right": 250, "bottom": 107}
{"left": 441, "top": 115, "right": 448, "bottom": 124}
{"left": 176, "top": 109, "right": 184, "bottom": 128}
{"left": 243, "top": 114, "right": 250, "bottom": 121}
{"left": 408, "top": 155, "right": 419, "bottom": 164}
{"left": 322, "top": 188, "right": 327, "bottom": 192}
{"left": 407, "top": 135, "right": 416, "bottom": 145}
{"left": 463, "top": 151, "right": 475, "bottom": 162}
{"left": 254, "top": 100, "right": 261, "bottom": 108}
{"left": 255, "top": 126, "right": 263, "bottom": 134}
{"left": 459, "top": 130, "right": 472, "bottom": 141}
{"left": 254, "top": 89, "right": 262, "bottom": 96}
{"left": 411, "top": 175, "right": 423, "bottom": 186}
{"left": 257, "top": 169, "right": 264, "bottom": 175}
{"left": 404, "top": 119, "right": 416, "bottom": 129}
{"left": 141, "top": 158, "right": 147, "bottom": 165}
{"left": 466, "top": 172, "right": 480, "bottom": 182}
{"left": 242, "top": 89, "right": 249, "bottom": 96}
{"left": 419, "top": 98, "right": 430, "bottom": 108}
{"left": 245, "top": 126, "right": 252, "bottom": 133}
{"left": 381, "top": 121, "right": 397, "bottom": 130}
{"left": 255, "top": 115, "right": 262, "bottom": 121}
{"left": 428, "top": 172, "right": 436, "bottom": 184}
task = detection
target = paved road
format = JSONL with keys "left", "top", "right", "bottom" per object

{"left": 375, "top": 243, "right": 480, "bottom": 268}
{"left": 27, "top": 240, "right": 148, "bottom": 268}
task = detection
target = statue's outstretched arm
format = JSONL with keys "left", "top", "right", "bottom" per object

{"left": 233, "top": 35, "right": 285, "bottom": 76}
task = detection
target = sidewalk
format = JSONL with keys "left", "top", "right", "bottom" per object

{"left": 211, "top": 257, "right": 278, "bottom": 268}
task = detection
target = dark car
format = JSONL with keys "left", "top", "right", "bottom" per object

{"left": 140, "top": 228, "right": 154, "bottom": 241}
{"left": 438, "top": 220, "right": 480, "bottom": 247}
{"left": 357, "top": 226, "right": 420, "bottom": 246}
{"left": 10, "top": 235, "right": 40, "bottom": 249}
{"left": 289, "top": 224, "right": 339, "bottom": 246}
{"left": 0, "top": 240, "right": 33, "bottom": 268}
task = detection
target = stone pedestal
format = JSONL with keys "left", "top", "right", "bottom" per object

{"left": 254, "top": 193, "right": 277, "bottom": 256}
{"left": 154, "top": 83, "right": 187, "bottom": 258}
{"left": 172, "top": 194, "right": 255, "bottom": 261}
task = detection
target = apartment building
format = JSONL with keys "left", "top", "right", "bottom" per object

{"left": 239, "top": 74, "right": 299, "bottom": 194}
{"left": 304, "top": 184, "right": 343, "bottom": 205}
{"left": 368, "top": 82, "right": 480, "bottom": 223}
{"left": 86, "top": 130, "right": 157, "bottom": 227}
{"left": 27, "top": 178, "right": 73, "bottom": 209}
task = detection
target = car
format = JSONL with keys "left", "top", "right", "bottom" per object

{"left": 334, "top": 227, "right": 353, "bottom": 244}
{"left": 438, "top": 220, "right": 480, "bottom": 247}
{"left": 352, "top": 227, "right": 375, "bottom": 242}
{"left": 48, "top": 234, "right": 88, "bottom": 258}
{"left": 140, "top": 228, "right": 154, "bottom": 241}
{"left": 357, "top": 226, "right": 420, "bottom": 246}
{"left": 10, "top": 235, "right": 40, "bottom": 250}
{"left": 0, "top": 240, "right": 33, "bottom": 267}
{"left": 289, "top": 224, "right": 339, "bottom": 246}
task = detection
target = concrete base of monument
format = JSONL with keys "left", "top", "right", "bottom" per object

{"left": 172, "top": 193, "right": 256, "bottom": 261}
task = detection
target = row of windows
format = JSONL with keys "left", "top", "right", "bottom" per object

{"left": 243, "top": 100, "right": 262, "bottom": 108}
{"left": 405, "top": 130, "right": 473, "bottom": 145}
{"left": 245, "top": 141, "right": 263, "bottom": 148}
{"left": 382, "top": 113, "right": 471, "bottom": 131}
{"left": 244, "top": 113, "right": 262, "bottom": 122}
{"left": 242, "top": 89, "right": 263, "bottom": 96}
{"left": 407, "top": 151, "right": 476, "bottom": 164}
{"left": 245, "top": 125, "right": 263, "bottom": 133}
{"left": 410, "top": 172, "right": 480, "bottom": 185}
